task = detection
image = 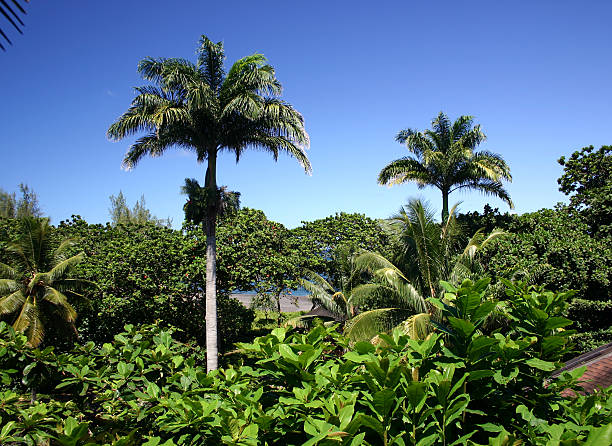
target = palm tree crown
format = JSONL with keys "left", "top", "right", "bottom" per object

{"left": 107, "top": 36, "right": 311, "bottom": 173}
{"left": 0, "top": 218, "right": 90, "bottom": 347}
{"left": 107, "top": 35, "right": 310, "bottom": 371}
{"left": 378, "top": 112, "right": 513, "bottom": 221}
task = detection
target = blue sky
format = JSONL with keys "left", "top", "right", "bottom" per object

{"left": 1, "top": 1, "right": 610, "bottom": 228}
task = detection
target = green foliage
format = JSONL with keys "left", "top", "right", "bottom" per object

{"left": 295, "top": 243, "right": 364, "bottom": 325}
{"left": 482, "top": 206, "right": 611, "bottom": 301}
{"left": 558, "top": 145, "right": 612, "bottom": 238}
{"left": 571, "top": 328, "right": 612, "bottom": 356}
{"left": 456, "top": 204, "right": 516, "bottom": 243}
{"left": 567, "top": 295, "right": 612, "bottom": 354}
{"left": 182, "top": 180, "right": 240, "bottom": 225}
{"left": 0, "top": 183, "right": 43, "bottom": 219}
{"left": 0, "top": 217, "right": 90, "bottom": 347}
{"left": 0, "top": 280, "right": 610, "bottom": 445}
{"left": 342, "top": 200, "right": 505, "bottom": 342}
{"left": 566, "top": 298, "right": 612, "bottom": 332}
{"left": 291, "top": 212, "right": 390, "bottom": 279}
{"left": 0, "top": 188, "right": 17, "bottom": 219}
{"left": 214, "top": 208, "right": 302, "bottom": 296}
{"left": 57, "top": 216, "right": 254, "bottom": 352}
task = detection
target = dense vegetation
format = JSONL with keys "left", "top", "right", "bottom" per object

{"left": 1, "top": 27, "right": 611, "bottom": 443}
{"left": 1, "top": 280, "right": 610, "bottom": 444}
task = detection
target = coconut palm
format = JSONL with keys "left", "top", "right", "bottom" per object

{"left": 107, "top": 35, "right": 310, "bottom": 371}
{"left": 0, "top": 218, "right": 90, "bottom": 347}
{"left": 378, "top": 112, "right": 513, "bottom": 221}
{"left": 345, "top": 199, "right": 505, "bottom": 341}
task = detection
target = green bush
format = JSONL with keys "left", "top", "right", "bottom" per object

{"left": 1, "top": 280, "right": 610, "bottom": 445}
{"left": 571, "top": 328, "right": 612, "bottom": 355}
{"left": 56, "top": 216, "right": 254, "bottom": 352}
{"left": 482, "top": 206, "right": 611, "bottom": 301}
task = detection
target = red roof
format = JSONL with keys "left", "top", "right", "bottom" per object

{"left": 554, "top": 342, "right": 612, "bottom": 394}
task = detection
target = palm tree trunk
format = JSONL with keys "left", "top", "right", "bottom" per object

{"left": 441, "top": 188, "right": 449, "bottom": 223}
{"left": 205, "top": 151, "right": 218, "bottom": 372}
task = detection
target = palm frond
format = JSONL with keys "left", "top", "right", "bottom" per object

{"left": 377, "top": 157, "right": 433, "bottom": 187}
{"left": 0, "top": 289, "right": 25, "bottom": 315}
{"left": 0, "top": 279, "right": 20, "bottom": 295}
{"left": 53, "top": 237, "right": 79, "bottom": 259}
{"left": 343, "top": 308, "right": 410, "bottom": 343}
{"left": 222, "top": 53, "right": 282, "bottom": 100}
{"left": 450, "top": 115, "right": 474, "bottom": 141}
{"left": 453, "top": 179, "right": 514, "bottom": 209}
{"left": 349, "top": 283, "right": 389, "bottom": 307}
{"left": 354, "top": 250, "right": 404, "bottom": 276}
{"left": 300, "top": 277, "right": 347, "bottom": 318}
{"left": 0, "top": 262, "right": 16, "bottom": 279}
{"left": 43, "top": 287, "right": 77, "bottom": 322}
{"left": 396, "top": 312, "right": 431, "bottom": 340}
{"left": 197, "top": 36, "right": 225, "bottom": 91}
{"left": 0, "top": 0, "right": 28, "bottom": 51}
{"left": 23, "top": 303, "right": 42, "bottom": 347}
{"left": 48, "top": 252, "right": 85, "bottom": 283}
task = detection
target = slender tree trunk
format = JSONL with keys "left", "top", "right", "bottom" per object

{"left": 441, "top": 188, "right": 449, "bottom": 223}
{"left": 205, "top": 151, "right": 218, "bottom": 372}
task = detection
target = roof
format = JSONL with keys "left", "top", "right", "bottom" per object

{"left": 553, "top": 342, "right": 612, "bottom": 394}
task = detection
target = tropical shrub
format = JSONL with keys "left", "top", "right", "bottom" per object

{"left": 1, "top": 280, "right": 610, "bottom": 445}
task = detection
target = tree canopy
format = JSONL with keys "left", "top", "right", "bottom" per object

{"left": 558, "top": 144, "right": 612, "bottom": 238}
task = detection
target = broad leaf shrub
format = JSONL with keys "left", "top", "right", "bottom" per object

{"left": 1, "top": 280, "right": 611, "bottom": 445}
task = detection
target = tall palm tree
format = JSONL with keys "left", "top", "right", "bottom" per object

{"left": 378, "top": 112, "right": 513, "bottom": 221}
{"left": 107, "top": 35, "right": 311, "bottom": 371}
{"left": 0, "top": 218, "right": 90, "bottom": 347}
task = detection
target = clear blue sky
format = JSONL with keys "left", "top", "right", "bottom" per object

{"left": 1, "top": 1, "right": 610, "bottom": 228}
